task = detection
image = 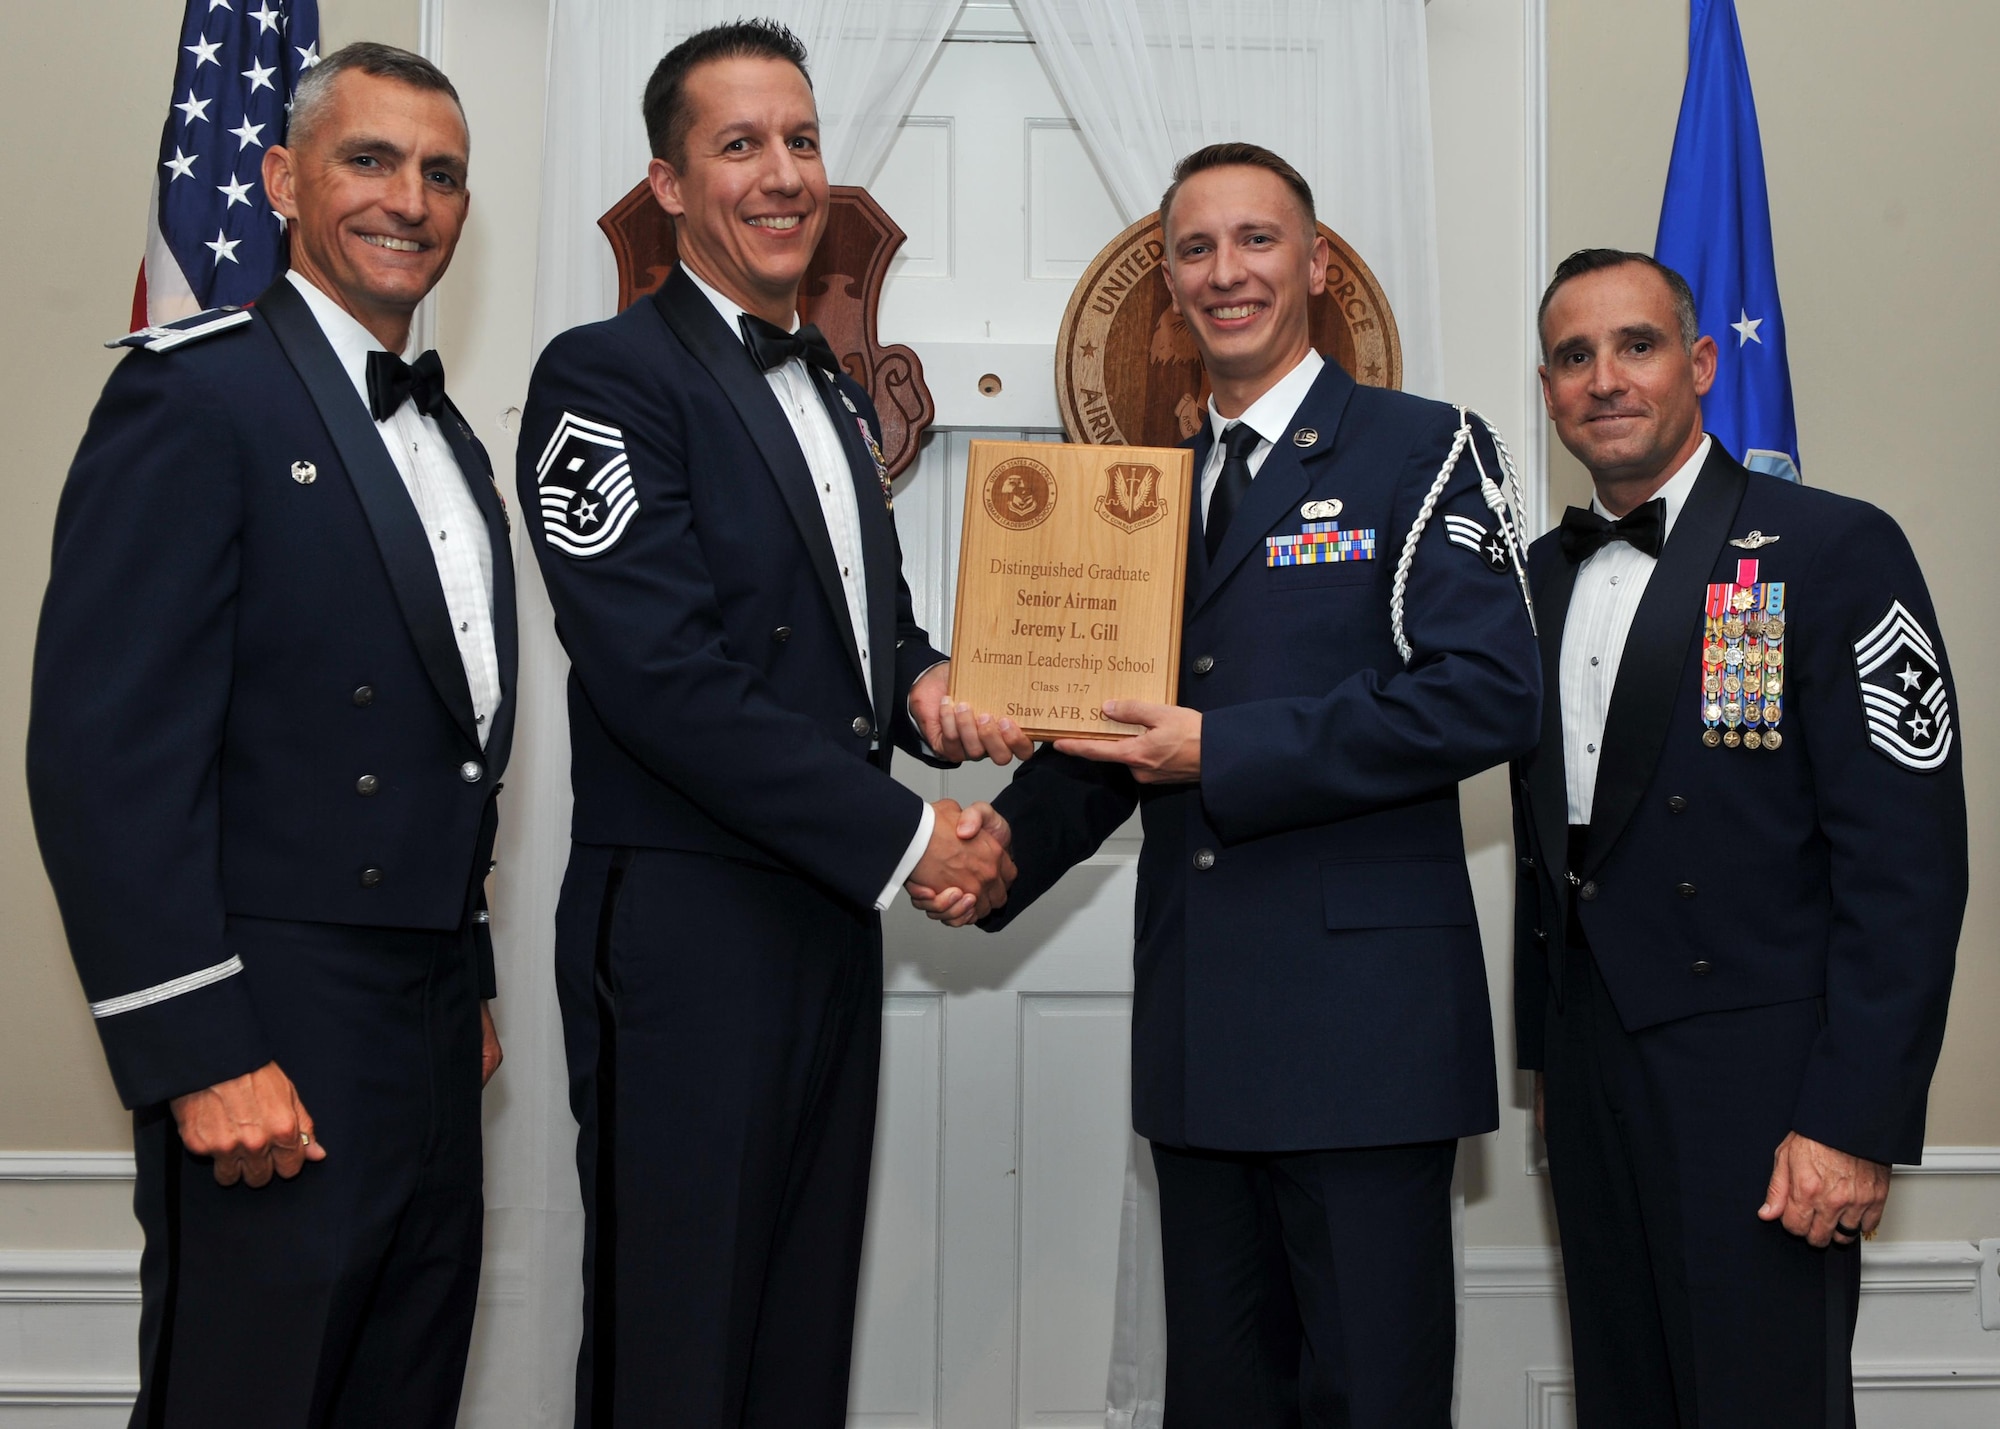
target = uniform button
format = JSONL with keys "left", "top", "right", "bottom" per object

{"left": 1668, "top": 796, "right": 1688, "bottom": 813}
{"left": 353, "top": 685, "right": 375, "bottom": 706}
{"left": 474, "top": 909, "right": 491, "bottom": 924}
{"left": 460, "top": 761, "right": 484, "bottom": 783}
{"left": 1676, "top": 881, "right": 1697, "bottom": 898}
{"left": 1519, "top": 855, "right": 1536, "bottom": 872}
{"left": 1691, "top": 959, "right": 1713, "bottom": 976}
{"left": 355, "top": 774, "right": 379, "bottom": 796}
{"left": 852, "top": 716, "right": 872, "bottom": 738}
{"left": 1192, "top": 848, "right": 1215, "bottom": 871}
{"left": 359, "top": 867, "right": 383, "bottom": 888}
{"left": 1578, "top": 880, "right": 1598, "bottom": 901}
{"left": 1192, "top": 654, "right": 1215, "bottom": 675}
{"left": 488, "top": 860, "right": 498, "bottom": 874}
{"left": 1534, "top": 928, "right": 1549, "bottom": 946}
{"left": 773, "top": 626, "right": 792, "bottom": 642}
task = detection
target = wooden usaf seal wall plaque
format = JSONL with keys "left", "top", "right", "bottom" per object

{"left": 949, "top": 441, "right": 1193, "bottom": 739}
{"left": 1056, "top": 212, "right": 1403, "bottom": 447}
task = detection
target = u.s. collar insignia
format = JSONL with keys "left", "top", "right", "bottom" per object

{"left": 290, "top": 460, "right": 317, "bottom": 485}
{"left": 1730, "top": 530, "right": 1780, "bottom": 549}
{"left": 1301, "top": 498, "right": 1343, "bottom": 521}
{"left": 1292, "top": 427, "right": 1319, "bottom": 447}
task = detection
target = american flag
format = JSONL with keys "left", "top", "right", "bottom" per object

{"left": 135, "top": 0, "right": 321, "bottom": 330}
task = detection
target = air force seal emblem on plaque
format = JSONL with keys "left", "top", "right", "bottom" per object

{"left": 536, "top": 411, "right": 637, "bottom": 558}
{"left": 1095, "top": 462, "right": 1167, "bottom": 533}
{"left": 982, "top": 457, "right": 1057, "bottom": 531}
{"left": 1854, "top": 599, "right": 1953, "bottom": 771}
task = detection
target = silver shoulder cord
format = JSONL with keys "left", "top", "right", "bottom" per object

{"left": 1387, "top": 407, "right": 1537, "bottom": 665}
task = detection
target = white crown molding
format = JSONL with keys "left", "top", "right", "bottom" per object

{"left": 1897, "top": 1146, "right": 2000, "bottom": 1175}
{"left": 1464, "top": 1241, "right": 1983, "bottom": 1298}
{"left": 0, "top": 1376, "right": 140, "bottom": 1408}
{"left": 0, "top": 1251, "right": 139, "bottom": 1304}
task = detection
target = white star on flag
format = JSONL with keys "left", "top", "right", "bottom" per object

{"left": 297, "top": 41, "right": 320, "bottom": 69}
{"left": 185, "top": 35, "right": 223, "bottom": 69}
{"left": 1731, "top": 310, "right": 1764, "bottom": 346}
{"left": 217, "top": 175, "right": 255, "bottom": 208}
{"left": 174, "top": 91, "right": 212, "bottom": 125}
{"left": 208, "top": 0, "right": 233, "bottom": 10}
{"left": 250, "top": 3, "right": 281, "bottom": 33}
{"left": 205, "top": 229, "right": 243, "bottom": 265}
{"left": 229, "top": 117, "right": 265, "bottom": 149}
{"left": 242, "top": 58, "right": 277, "bottom": 94}
{"left": 163, "top": 148, "right": 198, "bottom": 181}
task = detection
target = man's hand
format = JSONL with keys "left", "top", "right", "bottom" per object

{"left": 907, "top": 800, "right": 1014, "bottom": 926}
{"left": 1758, "top": 1131, "right": 1891, "bottom": 1247}
{"left": 910, "top": 663, "right": 1036, "bottom": 765}
{"left": 1051, "top": 700, "right": 1202, "bottom": 784}
{"left": 170, "top": 1061, "right": 326, "bottom": 1188}
{"left": 480, "top": 1000, "right": 503, "bottom": 1088}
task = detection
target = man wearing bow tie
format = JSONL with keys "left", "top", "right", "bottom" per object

{"left": 29, "top": 44, "right": 514, "bottom": 1427}
{"left": 516, "top": 21, "right": 1014, "bottom": 1427}
{"left": 1515, "top": 249, "right": 1966, "bottom": 1426}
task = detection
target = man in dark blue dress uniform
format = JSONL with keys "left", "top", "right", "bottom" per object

{"left": 921, "top": 143, "right": 1542, "bottom": 1428}
{"left": 517, "top": 21, "right": 1013, "bottom": 1428}
{"left": 29, "top": 44, "right": 514, "bottom": 1429}
{"left": 1515, "top": 248, "right": 1966, "bottom": 1427}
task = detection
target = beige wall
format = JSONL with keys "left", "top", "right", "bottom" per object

{"left": 0, "top": 0, "right": 420, "bottom": 1165}
{"left": 1550, "top": 0, "right": 2000, "bottom": 1158}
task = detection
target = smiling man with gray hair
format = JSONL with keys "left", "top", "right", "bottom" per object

{"left": 29, "top": 41, "right": 512, "bottom": 1428}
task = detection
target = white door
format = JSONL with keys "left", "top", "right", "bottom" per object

{"left": 851, "top": 11, "right": 1144, "bottom": 1427}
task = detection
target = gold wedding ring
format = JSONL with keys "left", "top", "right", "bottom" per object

{"left": 299, "top": 1132, "right": 311, "bottom": 1148}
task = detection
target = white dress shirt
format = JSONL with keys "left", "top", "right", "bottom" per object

{"left": 286, "top": 273, "right": 501, "bottom": 748}
{"left": 1560, "top": 434, "right": 1711, "bottom": 822}
{"left": 1199, "top": 348, "right": 1326, "bottom": 518}
{"left": 683, "top": 266, "right": 931, "bottom": 909}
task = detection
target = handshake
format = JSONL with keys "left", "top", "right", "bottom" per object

{"left": 905, "top": 799, "right": 1015, "bottom": 928}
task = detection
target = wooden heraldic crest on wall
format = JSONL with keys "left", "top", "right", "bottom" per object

{"left": 1056, "top": 213, "right": 1403, "bottom": 448}
{"left": 599, "top": 183, "right": 936, "bottom": 480}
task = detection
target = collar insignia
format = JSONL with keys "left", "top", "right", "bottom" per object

{"left": 1292, "top": 427, "right": 1319, "bottom": 447}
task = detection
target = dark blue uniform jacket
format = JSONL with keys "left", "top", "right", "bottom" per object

{"left": 986, "top": 363, "right": 1542, "bottom": 1151}
{"left": 1512, "top": 446, "right": 1966, "bottom": 1166}
{"left": 28, "top": 278, "right": 518, "bottom": 1108}
{"left": 517, "top": 268, "right": 949, "bottom": 908}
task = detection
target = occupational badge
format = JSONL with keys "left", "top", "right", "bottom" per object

{"left": 1729, "top": 530, "right": 1780, "bottom": 549}
{"left": 290, "top": 460, "right": 317, "bottom": 485}
{"left": 1301, "top": 498, "right": 1344, "bottom": 521}
{"left": 535, "top": 411, "right": 636, "bottom": 558}
{"left": 1853, "top": 599, "right": 1954, "bottom": 771}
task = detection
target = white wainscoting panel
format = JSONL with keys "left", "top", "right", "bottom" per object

{"left": 875, "top": 118, "right": 955, "bottom": 282}
{"left": 852, "top": 993, "right": 948, "bottom": 1428}
{"left": 1016, "top": 995, "right": 1134, "bottom": 1429}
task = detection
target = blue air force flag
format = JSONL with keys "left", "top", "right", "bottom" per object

{"left": 1654, "top": 0, "right": 1801, "bottom": 482}
{"left": 138, "top": 1, "right": 321, "bottom": 327}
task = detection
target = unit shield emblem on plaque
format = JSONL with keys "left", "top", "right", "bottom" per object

{"left": 1095, "top": 462, "right": 1167, "bottom": 534}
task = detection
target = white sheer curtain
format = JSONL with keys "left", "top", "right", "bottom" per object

{"left": 463, "top": 6, "right": 954, "bottom": 1425}
{"left": 1013, "top": 0, "right": 1445, "bottom": 399}
{"left": 1006, "top": 5, "right": 1452, "bottom": 1423}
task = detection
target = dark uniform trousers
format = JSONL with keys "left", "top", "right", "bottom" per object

{"left": 557, "top": 846, "right": 884, "bottom": 1428}
{"left": 128, "top": 913, "right": 485, "bottom": 1429}
{"left": 1545, "top": 831, "right": 1860, "bottom": 1429}
{"left": 1151, "top": 1139, "right": 1459, "bottom": 1429}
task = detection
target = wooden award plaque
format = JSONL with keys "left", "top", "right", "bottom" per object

{"left": 948, "top": 441, "right": 1193, "bottom": 740}
{"left": 1056, "top": 212, "right": 1401, "bottom": 448}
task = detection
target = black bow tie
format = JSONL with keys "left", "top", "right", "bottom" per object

{"left": 1558, "top": 498, "right": 1666, "bottom": 563}
{"left": 739, "top": 313, "right": 840, "bottom": 375}
{"left": 365, "top": 348, "right": 447, "bottom": 423}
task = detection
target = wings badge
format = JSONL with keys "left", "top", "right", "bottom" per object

{"left": 535, "top": 412, "right": 637, "bottom": 559}
{"left": 1853, "top": 599, "right": 1954, "bottom": 772}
